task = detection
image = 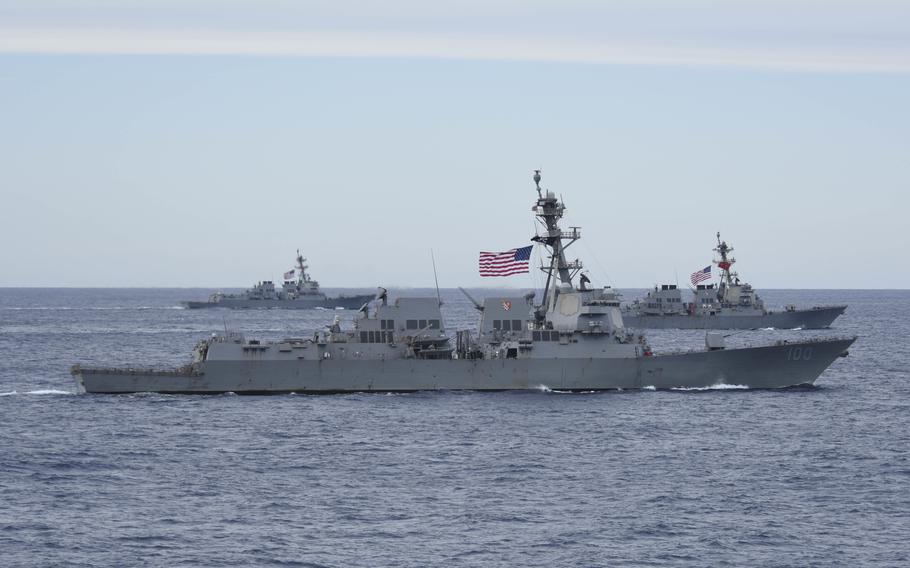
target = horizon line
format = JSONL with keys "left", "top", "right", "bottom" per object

{"left": 1, "top": 285, "right": 906, "bottom": 291}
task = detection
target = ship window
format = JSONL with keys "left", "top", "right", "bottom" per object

{"left": 502, "top": 320, "right": 512, "bottom": 331}
{"left": 429, "top": 319, "right": 440, "bottom": 329}
{"left": 532, "top": 331, "right": 541, "bottom": 341}
{"left": 360, "top": 332, "right": 368, "bottom": 343}
{"left": 380, "top": 320, "right": 386, "bottom": 330}
{"left": 368, "top": 331, "right": 375, "bottom": 343}
{"left": 493, "top": 320, "right": 501, "bottom": 330}
{"left": 418, "top": 319, "right": 427, "bottom": 329}
{"left": 407, "top": 319, "right": 418, "bottom": 329}
{"left": 386, "top": 319, "right": 394, "bottom": 330}
{"left": 512, "top": 320, "right": 522, "bottom": 330}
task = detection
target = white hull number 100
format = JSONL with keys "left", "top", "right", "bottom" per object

{"left": 787, "top": 346, "right": 813, "bottom": 361}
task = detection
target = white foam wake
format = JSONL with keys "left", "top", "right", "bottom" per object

{"left": 671, "top": 383, "right": 749, "bottom": 391}
{"left": 0, "top": 389, "right": 74, "bottom": 396}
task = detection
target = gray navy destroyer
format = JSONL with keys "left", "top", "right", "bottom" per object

{"left": 621, "top": 234, "right": 847, "bottom": 330}
{"left": 183, "top": 251, "right": 373, "bottom": 310}
{"left": 73, "top": 172, "right": 855, "bottom": 394}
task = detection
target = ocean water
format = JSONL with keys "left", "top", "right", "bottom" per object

{"left": 1, "top": 288, "right": 908, "bottom": 567}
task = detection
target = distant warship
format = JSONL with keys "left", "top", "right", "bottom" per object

{"left": 183, "top": 251, "right": 373, "bottom": 310}
{"left": 73, "top": 172, "right": 854, "bottom": 394}
{"left": 621, "top": 233, "right": 847, "bottom": 330}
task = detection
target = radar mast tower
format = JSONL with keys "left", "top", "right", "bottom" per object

{"left": 530, "top": 171, "right": 583, "bottom": 319}
{"left": 713, "top": 232, "right": 737, "bottom": 301}
{"left": 296, "top": 250, "right": 311, "bottom": 284}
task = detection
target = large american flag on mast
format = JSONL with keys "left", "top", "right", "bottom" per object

{"left": 690, "top": 265, "right": 712, "bottom": 285}
{"left": 479, "top": 245, "right": 533, "bottom": 277}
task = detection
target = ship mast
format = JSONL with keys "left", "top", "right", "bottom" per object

{"left": 530, "top": 171, "right": 582, "bottom": 318}
{"left": 296, "top": 250, "right": 311, "bottom": 284}
{"left": 713, "top": 232, "right": 736, "bottom": 300}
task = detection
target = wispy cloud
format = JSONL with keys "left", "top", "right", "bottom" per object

{"left": 1, "top": 26, "right": 908, "bottom": 73}
{"left": 2, "top": 1, "right": 908, "bottom": 73}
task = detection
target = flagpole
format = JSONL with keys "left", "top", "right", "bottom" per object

{"left": 430, "top": 249, "right": 442, "bottom": 308}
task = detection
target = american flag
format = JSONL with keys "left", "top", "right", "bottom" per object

{"left": 690, "top": 266, "right": 712, "bottom": 285}
{"left": 283, "top": 269, "right": 295, "bottom": 280}
{"left": 479, "top": 245, "right": 533, "bottom": 277}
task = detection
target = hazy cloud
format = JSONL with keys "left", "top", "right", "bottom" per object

{"left": 1, "top": 0, "right": 909, "bottom": 73}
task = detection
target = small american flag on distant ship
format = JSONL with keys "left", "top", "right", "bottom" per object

{"left": 690, "top": 266, "right": 712, "bottom": 285}
{"left": 479, "top": 245, "right": 533, "bottom": 277}
{"left": 283, "top": 269, "right": 295, "bottom": 280}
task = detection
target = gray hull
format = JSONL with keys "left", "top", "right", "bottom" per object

{"left": 183, "top": 294, "right": 373, "bottom": 310}
{"left": 622, "top": 305, "right": 846, "bottom": 330}
{"left": 73, "top": 338, "right": 854, "bottom": 394}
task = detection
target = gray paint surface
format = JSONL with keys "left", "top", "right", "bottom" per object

{"left": 73, "top": 337, "right": 854, "bottom": 394}
{"left": 622, "top": 305, "right": 846, "bottom": 330}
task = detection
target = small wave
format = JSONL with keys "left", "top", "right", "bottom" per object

{"left": 536, "top": 385, "right": 553, "bottom": 393}
{"left": 790, "top": 326, "right": 804, "bottom": 331}
{"left": 641, "top": 385, "right": 656, "bottom": 391}
{"left": 671, "top": 383, "right": 749, "bottom": 391}
{"left": 759, "top": 327, "right": 776, "bottom": 331}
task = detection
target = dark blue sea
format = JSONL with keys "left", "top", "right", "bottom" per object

{"left": 1, "top": 288, "right": 908, "bottom": 567}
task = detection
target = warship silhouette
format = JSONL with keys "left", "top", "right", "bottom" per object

{"left": 73, "top": 172, "right": 854, "bottom": 394}
{"left": 622, "top": 234, "right": 846, "bottom": 329}
{"left": 182, "top": 251, "right": 372, "bottom": 310}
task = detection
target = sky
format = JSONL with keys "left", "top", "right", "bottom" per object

{"left": 1, "top": 0, "right": 908, "bottom": 288}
